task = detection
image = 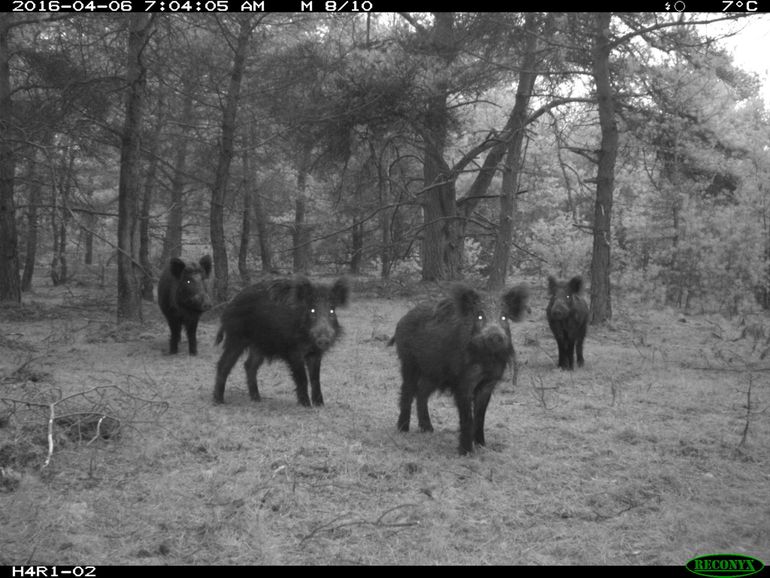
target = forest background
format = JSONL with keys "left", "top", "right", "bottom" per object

{"left": 1, "top": 12, "right": 769, "bottom": 321}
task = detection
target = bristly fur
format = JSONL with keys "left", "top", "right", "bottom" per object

{"left": 391, "top": 283, "right": 529, "bottom": 455}
{"left": 213, "top": 276, "right": 350, "bottom": 406}
{"left": 157, "top": 255, "right": 213, "bottom": 356}
{"left": 503, "top": 284, "right": 529, "bottom": 322}
{"left": 546, "top": 275, "right": 588, "bottom": 370}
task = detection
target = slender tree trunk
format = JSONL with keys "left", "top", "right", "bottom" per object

{"left": 50, "top": 154, "right": 73, "bottom": 287}
{"left": 380, "top": 209, "right": 392, "bottom": 279}
{"left": 487, "top": 13, "right": 540, "bottom": 291}
{"left": 589, "top": 12, "right": 617, "bottom": 324}
{"left": 51, "top": 218, "right": 67, "bottom": 286}
{"left": 374, "top": 147, "right": 392, "bottom": 279}
{"left": 350, "top": 161, "right": 364, "bottom": 275}
{"left": 759, "top": 200, "right": 770, "bottom": 310}
{"left": 238, "top": 130, "right": 260, "bottom": 283}
{"left": 758, "top": 197, "right": 770, "bottom": 309}
{"left": 161, "top": 85, "right": 193, "bottom": 264}
{"left": 117, "top": 14, "right": 153, "bottom": 323}
{"left": 210, "top": 17, "right": 251, "bottom": 303}
{"left": 248, "top": 118, "right": 272, "bottom": 272}
{"left": 351, "top": 220, "right": 363, "bottom": 275}
{"left": 238, "top": 179, "right": 251, "bottom": 284}
{"left": 293, "top": 143, "right": 312, "bottom": 274}
{"left": 487, "top": 146, "right": 520, "bottom": 291}
{"left": 139, "top": 165, "right": 156, "bottom": 301}
{"left": 139, "top": 103, "right": 163, "bottom": 302}
{"left": 83, "top": 209, "right": 94, "bottom": 266}
{"left": 21, "top": 155, "right": 42, "bottom": 292}
{"left": 21, "top": 187, "right": 39, "bottom": 292}
{"left": 253, "top": 187, "right": 272, "bottom": 272}
{"left": 50, "top": 185, "right": 60, "bottom": 284}
{"left": 421, "top": 12, "right": 461, "bottom": 282}
{"left": 0, "top": 16, "right": 20, "bottom": 303}
{"left": 667, "top": 200, "right": 682, "bottom": 306}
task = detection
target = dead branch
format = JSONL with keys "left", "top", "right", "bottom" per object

{"left": 529, "top": 374, "right": 559, "bottom": 410}
{"left": 299, "top": 503, "right": 419, "bottom": 546}
{"left": 44, "top": 403, "right": 55, "bottom": 468}
{"left": 1, "top": 383, "right": 169, "bottom": 469}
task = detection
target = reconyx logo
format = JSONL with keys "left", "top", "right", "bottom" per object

{"left": 686, "top": 554, "right": 765, "bottom": 578}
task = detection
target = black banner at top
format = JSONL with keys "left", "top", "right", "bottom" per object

{"left": 5, "top": 0, "right": 769, "bottom": 12}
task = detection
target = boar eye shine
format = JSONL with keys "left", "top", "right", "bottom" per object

{"left": 159, "top": 256, "right": 213, "bottom": 356}
{"left": 391, "top": 283, "right": 529, "bottom": 455}
{"left": 213, "top": 276, "right": 348, "bottom": 405}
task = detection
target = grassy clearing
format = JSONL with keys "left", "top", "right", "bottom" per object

{"left": 0, "top": 280, "right": 768, "bottom": 565}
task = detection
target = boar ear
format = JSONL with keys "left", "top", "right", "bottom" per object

{"left": 331, "top": 277, "right": 350, "bottom": 307}
{"left": 292, "top": 275, "right": 314, "bottom": 308}
{"left": 568, "top": 276, "right": 583, "bottom": 294}
{"left": 503, "top": 284, "right": 529, "bottom": 322}
{"left": 170, "top": 258, "right": 186, "bottom": 279}
{"left": 451, "top": 284, "right": 481, "bottom": 317}
{"left": 199, "top": 255, "right": 212, "bottom": 278}
{"left": 547, "top": 276, "right": 557, "bottom": 295}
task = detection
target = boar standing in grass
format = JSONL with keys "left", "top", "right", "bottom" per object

{"left": 213, "top": 276, "right": 350, "bottom": 406}
{"left": 157, "top": 255, "right": 213, "bottom": 356}
{"left": 546, "top": 275, "right": 589, "bottom": 370}
{"left": 389, "top": 284, "right": 529, "bottom": 455}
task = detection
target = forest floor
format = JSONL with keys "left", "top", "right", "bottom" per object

{"left": 0, "top": 275, "right": 769, "bottom": 566}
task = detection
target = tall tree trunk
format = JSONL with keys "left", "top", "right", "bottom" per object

{"left": 253, "top": 187, "right": 272, "bottom": 272}
{"left": 351, "top": 221, "right": 363, "bottom": 275}
{"left": 50, "top": 154, "right": 73, "bottom": 287}
{"left": 247, "top": 123, "right": 272, "bottom": 272}
{"left": 293, "top": 143, "right": 312, "bottom": 274}
{"left": 238, "top": 163, "right": 252, "bottom": 285}
{"left": 380, "top": 209, "right": 392, "bottom": 279}
{"left": 117, "top": 14, "right": 153, "bottom": 323}
{"left": 139, "top": 165, "right": 156, "bottom": 302}
{"left": 21, "top": 154, "right": 42, "bottom": 292}
{"left": 161, "top": 84, "right": 194, "bottom": 264}
{"left": 374, "top": 145, "right": 392, "bottom": 279}
{"left": 0, "top": 16, "right": 20, "bottom": 303}
{"left": 758, "top": 198, "right": 770, "bottom": 310}
{"left": 83, "top": 208, "right": 94, "bottom": 266}
{"left": 350, "top": 162, "right": 364, "bottom": 275}
{"left": 589, "top": 12, "right": 617, "bottom": 324}
{"left": 238, "top": 192, "right": 251, "bottom": 284}
{"left": 51, "top": 218, "right": 67, "bottom": 286}
{"left": 421, "top": 12, "right": 461, "bottom": 282}
{"left": 487, "top": 13, "right": 540, "bottom": 291}
{"left": 210, "top": 17, "right": 251, "bottom": 303}
{"left": 667, "top": 199, "right": 682, "bottom": 306}
{"left": 139, "top": 103, "right": 163, "bottom": 302}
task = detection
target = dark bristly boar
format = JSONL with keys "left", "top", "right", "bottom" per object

{"left": 389, "top": 283, "right": 529, "bottom": 455}
{"left": 546, "top": 275, "right": 589, "bottom": 370}
{"left": 212, "top": 276, "right": 350, "bottom": 407}
{"left": 157, "top": 255, "right": 213, "bottom": 356}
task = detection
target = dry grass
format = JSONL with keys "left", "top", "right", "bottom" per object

{"left": 0, "top": 280, "right": 768, "bottom": 565}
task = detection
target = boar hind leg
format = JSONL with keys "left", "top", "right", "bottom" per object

{"left": 244, "top": 346, "right": 264, "bottom": 401}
